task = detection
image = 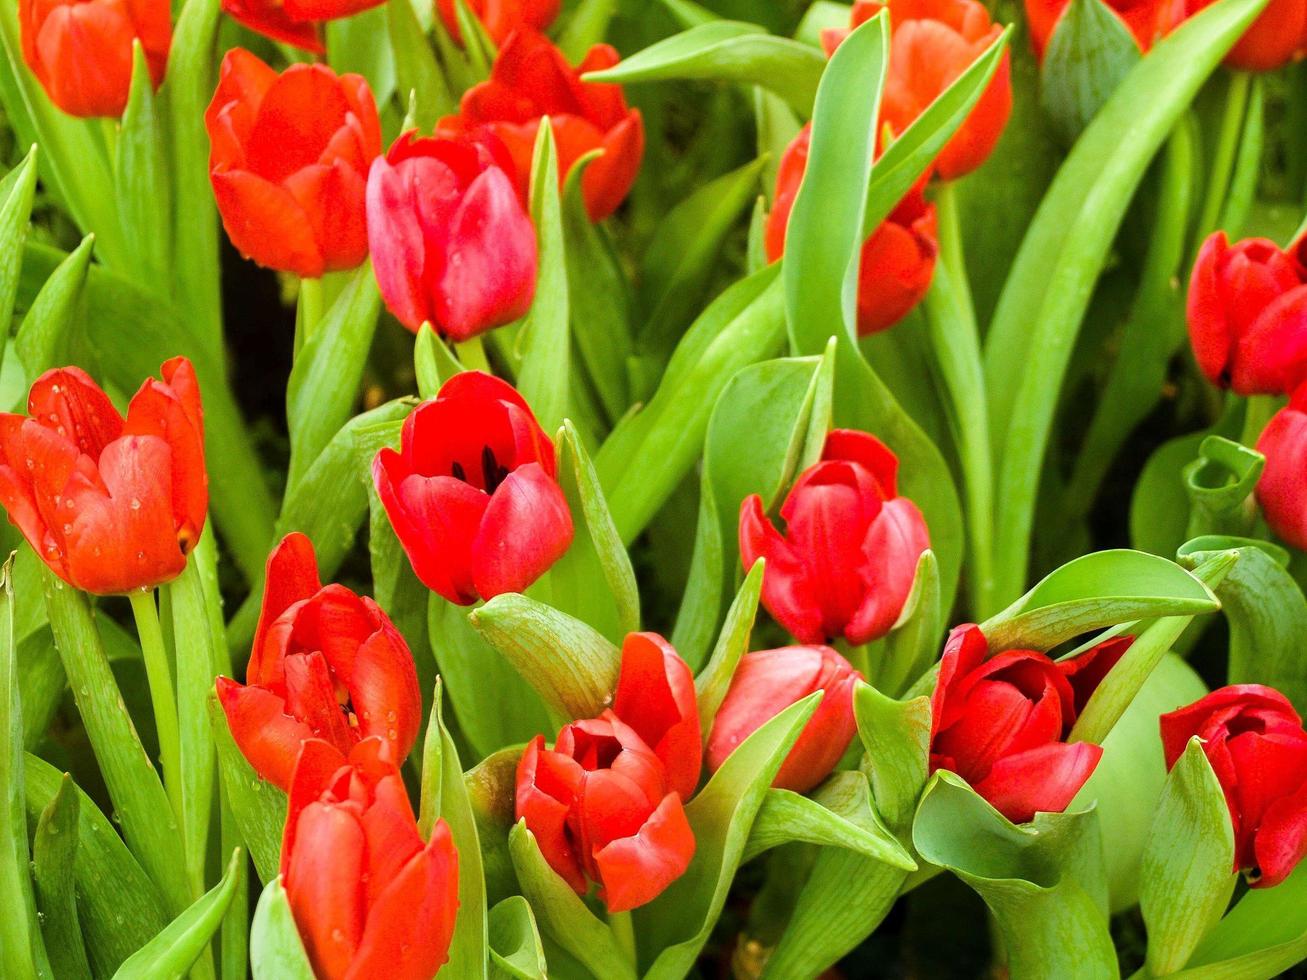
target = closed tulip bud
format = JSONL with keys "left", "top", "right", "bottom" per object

{"left": 1187, "top": 231, "right": 1307, "bottom": 396}
{"left": 366, "top": 133, "right": 536, "bottom": 338}
{"left": 740, "top": 428, "right": 930, "bottom": 646}
{"left": 612, "top": 632, "right": 701, "bottom": 800}
{"left": 437, "top": 30, "right": 644, "bottom": 221}
{"left": 20, "top": 0, "right": 170, "bottom": 117}
{"left": 516, "top": 712, "right": 695, "bottom": 912}
{"left": 437, "top": 0, "right": 560, "bottom": 45}
{"left": 706, "top": 646, "right": 861, "bottom": 794}
{"left": 930, "top": 625, "right": 1130, "bottom": 823}
{"left": 216, "top": 533, "right": 422, "bottom": 791}
{"left": 1026, "top": 0, "right": 1181, "bottom": 60}
{"left": 1256, "top": 383, "right": 1307, "bottom": 550}
{"left": 0, "top": 359, "right": 206, "bottom": 594}
{"left": 372, "top": 372, "right": 573, "bottom": 605}
{"left": 282, "top": 738, "right": 459, "bottom": 979}
{"left": 206, "top": 49, "right": 381, "bottom": 279}
{"left": 1161, "top": 685, "right": 1307, "bottom": 888}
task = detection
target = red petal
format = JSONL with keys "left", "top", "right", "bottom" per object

{"left": 216, "top": 676, "right": 315, "bottom": 792}
{"left": 593, "top": 792, "right": 696, "bottom": 912}
{"left": 284, "top": 802, "right": 367, "bottom": 980}
{"left": 249, "top": 533, "right": 323, "bottom": 685}
{"left": 471, "top": 462, "right": 573, "bottom": 600}
{"left": 972, "top": 741, "right": 1103, "bottom": 824}
{"left": 612, "top": 632, "right": 701, "bottom": 801}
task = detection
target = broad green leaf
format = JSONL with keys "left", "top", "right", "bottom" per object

{"left": 794, "top": 1, "right": 851, "bottom": 44}
{"left": 112, "top": 848, "right": 243, "bottom": 980}
{"left": 14, "top": 233, "right": 92, "bottom": 391}
{"left": 249, "top": 878, "right": 314, "bottom": 980}
{"left": 852, "top": 682, "right": 930, "bottom": 834}
{"left": 210, "top": 696, "right": 284, "bottom": 884}
{"left": 877, "top": 550, "right": 942, "bottom": 698}
{"left": 655, "top": 0, "right": 719, "bottom": 29}
{"left": 116, "top": 43, "right": 172, "bottom": 289}
{"left": 979, "top": 549, "right": 1219, "bottom": 651}
{"left": 754, "top": 87, "right": 800, "bottom": 202}
{"left": 1039, "top": 0, "right": 1141, "bottom": 144}
{"left": 414, "top": 323, "right": 465, "bottom": 399}
{"left": 465, "top": 746, "right": 525, "bottom": 906}
{"left": 489, "top": 896, "right": 548, "bottom": 980}
{"left": 558, "top": 0, "right": 618, "bottom": 61}
{"left": 694, "top": 559, "right": 764, "bottom": 724}
{"left": 32, "top": 775, "right": 90, "bottom": 980}
{"left": 1141, "top": 739, "right": 1237, "bottom": 976}
{"left": 388, "top": 0, "right": 454, "bottom": 128}
{"left": 584, "top": 22, "right": 826, "bottom": 115}
{"left": 327, "top": 7, "right": 397, "bottom": 103}
{"left": 1131, "top": 431, "right": 1212, "bottom": 556}
{"left": 1183, "top": 863, "right": 1307, "bottom": 978}
{"left": 453, "top": 0, "right": 497, "bottom": 81}
{"left": 1184, "top": 436, "right": 1264, "bottom": 539}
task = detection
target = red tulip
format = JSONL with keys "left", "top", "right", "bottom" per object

{"left": 1160, "top": 685, "right": 1307, "bottom": 888}
{"left": 1185, "top": 0, "right": 1307, "bottom": 69}
{"left": 516, "top": 712, "right": 695, "bottom": 912}
{"left": 765, "top": 125, "right": 938, "bottom": 335}
{"left": 436, "top": 0, "right": 560, "bottom": 45}
{"left": 705, "top": 646, "right": 861, "bottom": 794}
{"left": 436, "top": 30, "right": 644, "bottom": 221}
{"left": 366, "top": 132, "right": 537, "bottom": 338}
{"left": 740, "top": 428, "right": 930, "bottom": 646}
{"left": 373, "top": 371, "right": 572, "bottom": 605}
{"left": 215, "top": 533, "right": 422, "bottom": 791}
{"left": 220, "top": 0, "right": 321, "bottom": 51}
{"left": 1187, "top": 231, "right": 1307, "bottom": 396}
{"left": 19, "top": 0, "right": 170, "bottom": 117}
{"left": 611, "top": 632, "right": 701, "bottom": 800}
{"left": 929, "top": 625, "right": 1129, "bottom": 823}
{"left": 206, "top": 49, "right": 381, "bottom": 279}
{"left": 1026, "top": 0, "right": 1182, "bottom": 60}
{"left": 282, "top": 738, "right": 459, "bottom": 979}
{"left": 1256, "top": 382, "right": 1307, "bottom": 551}
{"left": 0, "top": 358, "right": 206, "bottom": 595}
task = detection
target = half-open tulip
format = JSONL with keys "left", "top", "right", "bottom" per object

{"left": 215, "top": 533, "right": 422, "bottom": 791}
{"left": 740, "top": 428, "right": 930, "bottom": 646}
{"left": 437, "top": 30, "right": 643, "bottom": 221}
{"left": 0, "top": 359, "right": 206, "bottom": 594}
{"left": 706, "top": 646, "right": 861, "bottom": 793}
{"left": 1161, "top": 685, "right": 1307, "bottom": 888}
{"left": 206, "top": 49, "right": 381, "bottom": 279}
{"left": 373, "top": 372, "right": 572, "bottom": 605}
{"left": 436, "top": 0, "right": 560, "bottom": 44}
{"left": 1257, "top": 381, "right": 1307, "bottom": 550}
{"left": 516, "top": 712, "right": 695, "bottom": 911}
{"left": 612, "top": 632, "right": 701, "bottom": 800}
{"left": 1187, "top": 231, "right": 1307, "bottom": 395}
{"left": 366, "top": 132, "right": 537, "bottom": 338}
{"left": 930, "top": 625, "right": 1128, "bottom": 823}
{"left": 1026, "top": 0, "right": 1181, "bottom": 59}
{"left": 20, "top": 0, "right": 170, "bottom": 117}
{"left": 283, "top": 738, "right": 459, "bottom": 979}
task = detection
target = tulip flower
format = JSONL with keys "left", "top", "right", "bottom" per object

{"left": 220, "top": 0, "right": 322, "bottom": 51}
{"left": 740, "top": 428, "right": 930, "bottom": 646}
{"left": 1185, "top": 0, "right": 1307, "bottom": 70}
{"left": 19, "top": 0, "right": 170, "bottom": 117}
{"left": 765, "top": 125, "right": 938, "bottom": 335}
{"left": 206, "top": 49, "right": 381, "bottom": 279}
{"left": 437, "top": 30, "right": 644, "bottom": 221}
{"left": 282, "top": 738, "right": 459, "bottom": 979}
{"left": 516, "top": 712, "right": 695, "bottom": 911}
{"left": 929, "top": 625, "right": 1129, "bottom": 823}
{"left": 215, "top": 532, "right": 422, "bottom": 791}
{"left": 437, "top": 0, "right": 560, "bottom": 45}
{"left": 1257, "top": 382, "right": 1307, "bottom": 551}
{"left": 1187, "top": 231, "right": 1307, "bottom": 396}
{"left": 366, "top": 132, "right": 537, "bottom": 338}
{"left": 373, "top": 371, "right": 573, "bottom": 605}
{"left": 612, "top": 632, "right": 701, "bottom": 800}
{"left": 0, "top": 359, "right": 206, "bottom": 595}
{"left": 1160, "top": 685, "right": 1307, "bottom": 888}
{"left": 1026, "top": 0, "right": 1181, "bottom": 59}
{"left": 706, "top": 646, "right": 861, "bottom": 794}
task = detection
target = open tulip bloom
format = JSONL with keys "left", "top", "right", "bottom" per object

{"left": 12, "top": 0, "right": 1307, "bottom": 975}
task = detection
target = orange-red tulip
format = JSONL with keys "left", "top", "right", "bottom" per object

{"left": 436, "top": 0, "right": 560, "bottom": 44}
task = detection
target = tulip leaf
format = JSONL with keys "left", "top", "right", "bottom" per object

{"left": 912, "top": 771, "right": 1117, "bottom": 979}
{"left": 693, "top": 558, "right": 764, "bottom": 723}
{"left": 853, "top": 682, "right": 930, "bottom": 833}
{"left": 1182, "top": 864, "right": 1307, "bottom": 978}
{"left": 116, "top": 44, "right": 172, "bottom": 290}
{"left": 249, "top": 877, "right": 315, "bottom": 980}
{"left": 14, "top": 233, "right": 92, "bottom": 393}
{"left": 636, "top": 693, "right": 821, "bottom": 978}
{"left": 558, "top": 0, "right": 619, "bottom": 61}
{"left": 1183, "top": 436, "right": 1264, "bottom": 540}
{"left": 794, "top": 1, "right": 850, "bottom": 45}
{"left": 508, "top": 822, "right": 636, "bottom": 980}
{"left": 1141, "top": 739, "right": 1237, "bottom": 976}
{"left": 388, "top": 0, "right": 454, "bottom": 128}
{"left": 111, "top": 848, "right": 243, "bottom": 980}
{"left": 1039, "top": 0, "right": 1141, "bottom": 144}
{"left": 210, "top": 696, "right": 284, "bottom": 885}
{"left": 327, "top": 8, "right": 397, "bottom": 104}
{"left": 0, "top": 148, "right": 37, "bottom": 362}
{"left": 414, "top": 323, "right": 464, "bottom": 399}
{"left": 465, "top": 746, "right": 526, "bottom": 907}
{"left": 31, "top": 775, "right": 90, "bottom": 980}
{"left": 453, "top": 0, "right": 497, "bottom": 81}
{"left": 877, "top": 550, "right": 942, "bottom": 698}
{"left": 489, "top": 896, "right": 548, "bottom": 979}
{"left": 583, "top": 22, "right": 827, "bottom": 115}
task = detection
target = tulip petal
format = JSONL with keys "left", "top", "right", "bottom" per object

{"left": 349, "top": 620, "right": 422, "bottom": 763}
{"left": 285, "top": 802, "right": 367, "bottom": 979}
{"left": 846, "top": 496, "right": 930, "bottom": 644}
{"left": 210, "top": 170, "right": 324, "bottom": 278}
{"left": 249, "top": 532, "right": 323, "bottom": 684}
{"left": 613, "top": 632, "right": 701, "bottom": 801}
{"left": 216, "top": 677, "right": 317, "bottom": 792}
{"left": 1253, "top": 775, "right": 1307, "bottom": 888}
{"left": 471, "top": 462, "right": 572, "bottom": 600}
{"left": 593, "top": 792, "right": 696, "bottom": 913}
{"left": 971, "top": 741, "right": 1103, "bottom": 825}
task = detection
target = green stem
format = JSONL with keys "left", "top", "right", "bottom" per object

{"left": 1193, "top": 70, "right": 1251, "bottom": 256}
{"left": 455, "top": 334, "right": 492, "bottom": 374}
{"left": 294, "top": 276, "right": 325, "bottom": 358}
{"left": 128, "top": 589, "right": 183, "bottom": 823}
{"left": 609, "top": 909, "right": 637, "bottom": 968}
{"left": 841, "top": 642, "right": 872, "bottom": 682}
{"left": 1240, "top": 393, "right": 1279, "bottom": 447}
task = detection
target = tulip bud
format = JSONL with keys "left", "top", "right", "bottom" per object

{"left": 1256, "top": 382, "right": 1307, "bottom": 550}
{"left": 516, "top": 712, "right": 695, "bottom": 912}
{"left": 1160, "top": 685, "right": 1307, "bottom": 888}
{"left": 206, "top": 49, "right": 381, "bottom": 279}
{"left": 0, "top": 359, "right": 207, "bottom": 594}
{"left": 216, "top": 533, "right": 422, "bottom": 791}
{"left": 282, "top": 738, "right": 459, "bottom": 979}
{"left": 1026, "top": 0, "right": 1180, "bottom": 60}
{"left": 740, "top": 428, "right": 930, "bottom": 646}
{"left": 612, "top": 632, "right": 701, "bottom": 800}
{"left": 372, "top": 372, "right": 573, "bottom": 605}
{"left": 436, "top": 0, "right": 560, "bottom": 45}
{"left": 929, "top": 625, "right": 1129, "bottom": 823}
{"left": 366, "top": 132, "right": 537, "bottom": 339}
{"left": 436, "top": 30, "right": 644, "bottom": 221}
{"left": 706, "top": 646, "right": 861, "bottom": 794}
{"left": 19, "top": 0, "right": 170, "bottom": 118}
{"left": 1187, "top": 231, "right": 1307, "bottom": 396}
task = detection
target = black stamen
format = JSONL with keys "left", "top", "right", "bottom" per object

{"left": 451, "top": 461, "right": 467, "bottom": 482}
{"left": 481, "top": 445, "right": 511, "bottom": 493}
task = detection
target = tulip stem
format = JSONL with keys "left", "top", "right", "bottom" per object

{"left": 294, "top": 276, "right": 325, "bottom": 357}
{"left": 1240, "top": 394, "right": 1278, "bottom": 447}
{"left": 128, "top": 588, "right": 184, "bottom": 825}
{"left": 609, "top": 910, "right": 637, "bottom": 967}
{"left": 455, "top": 335, "right": 492, "bottom": 374}
{"left": 1192, "top": 70, "right": 1251, "bottom": 259}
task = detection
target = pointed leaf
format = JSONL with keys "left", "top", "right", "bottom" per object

{"left": 249, "top": 877, "right": 314, "bottom": 980}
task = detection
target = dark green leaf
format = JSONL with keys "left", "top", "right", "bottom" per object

{"left": 32, "top": 775, "right": 90, "bottom": 980}
{"left": 210, "top": 696, "right": 284, "bottom": 885}
{"left": 116, "top": 43, "right": 172, "bottom": 288}
{"left": 1039, "top": 0, "right": 1141, "bottom": 143}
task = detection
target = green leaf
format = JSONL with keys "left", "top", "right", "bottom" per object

{"left": 116, "top": 43, "right": 172, "bottom": 289}
{"left": 327, "top": 7, "right": 397, "bottom": 103}
{"left": 112, "top": 848, "right": 243, "bottom": 980}
{"left": 637, "top": 694, "right": 821, "bottom": 978}
{"left": 979, "top": 549, "right": 1219, "bottom": 651}
{"left": 877, "top": 550, "right": 942, "bottom": 698}
{"left": 453, "top": 0, "right": 497, "bottom": 80}
{"left": 583, "top": 22, "right": 826, "bottom": 115}
{"left": 1141, "top": 739, "right": 1237, "bottom": 976}
{"left": 14, "top": 233, "right": 92, "bottom": 390}
{"left": 489, "top": 896, "right": 548, "bottom": 979}
{"left": 464, "top": 746, "right": 524, "bottom": 907}
{"left": 1184, "top": 436, "right": 1264, "bottom": 539}
{"left": 414, "top": 323, "right": 465, "bottom": 399}
{"left": 249, "top": 878, "right": 314, "bottom": 980}
{"left": 1131, "top": 431, "right": 1211, "bottom": 556}
{"left": 794, "top": 1, "right": 851, "bottom": 45}
{"left": 0, "top": 147, "right": 37, "bottom": 366}
{"left": 852, "top": 682, "right": 930, "bottom": 834}
{"left": 1039, "top": 0, "right": 1141, "bottom": 144}
{"left": 32, "top": 775, "right": 90, "bottom": 980}
{"left": 1181, "top": 863, "right": 1307, "bottom": 978}
{"left": 210, "top": 696, "right": 284, "bottom": 885}
{"left": 558, "top": 0, "right": 619, "bottom": 61}
{"left": 693, "top": 558, "right": 764, "bottom": 723}
{"left": 388, "top": 0, "right": 454, "bottom": 128}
